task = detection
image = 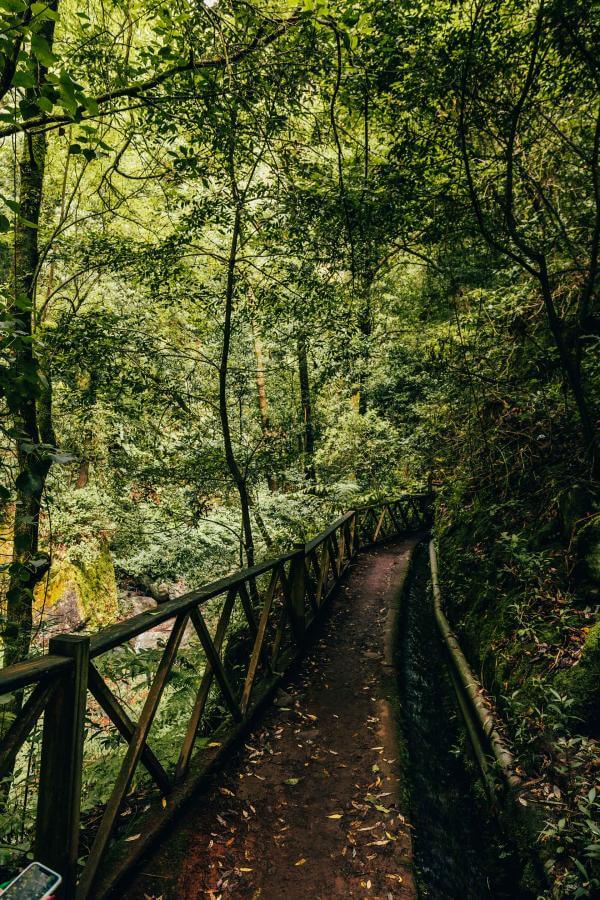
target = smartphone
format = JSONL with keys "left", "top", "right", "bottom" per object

{"left": 0, "top": 862, "right": 62, "bottom": 899}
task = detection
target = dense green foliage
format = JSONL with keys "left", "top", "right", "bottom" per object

{"left": 0, "top": 0, "right": 598, "bottom": 894}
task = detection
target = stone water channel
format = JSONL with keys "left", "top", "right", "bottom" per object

{"left": 397, "top": 542, "right": 526, "bottom": 899}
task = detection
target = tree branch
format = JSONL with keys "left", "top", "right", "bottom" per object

{"left": 0, "top": 15, "right": 301, "bottom": 139}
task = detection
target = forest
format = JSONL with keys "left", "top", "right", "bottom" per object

{"left": 0, "top": 0, "right": 598, "bottom": 897}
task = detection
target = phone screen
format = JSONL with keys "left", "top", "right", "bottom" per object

{"left": 1, "top": 862, "right": 61, "bottom": 899}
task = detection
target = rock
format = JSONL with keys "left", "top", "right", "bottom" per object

{"left": 137, "top": 574, "right": 171, "bottom": 603}
{"left": 275, "top": 690, "right": 294, "bottom": 707}
{"left": 34, "top": 538, "right": 118, "bottom": 636}
{"left": 119, "top": 592, "right": 156, "bottom": 618}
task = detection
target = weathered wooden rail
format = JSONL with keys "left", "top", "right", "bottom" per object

{"left": 0, "top": 494, "right": 432, "bottom": 898}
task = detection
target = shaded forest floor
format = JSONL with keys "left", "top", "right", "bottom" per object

{"left": 122, "top": 541, "right": 418, "bottom": 900}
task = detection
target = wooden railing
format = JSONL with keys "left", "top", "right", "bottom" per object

{"left": 0, "top": 494, "right": 432, "bottom": 898}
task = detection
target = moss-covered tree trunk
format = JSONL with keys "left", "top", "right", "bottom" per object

{"left": 4, "top": 12, "right": 57, "bottom": 668}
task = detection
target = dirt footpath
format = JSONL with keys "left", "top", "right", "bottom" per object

{"left": 123, "top": 541, "right": 419, "bottom": 900}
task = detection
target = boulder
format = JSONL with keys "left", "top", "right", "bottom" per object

{"left": 34, "top": 539, "right": 118, "bottom": 636}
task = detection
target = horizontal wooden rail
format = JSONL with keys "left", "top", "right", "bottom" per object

{"left": 0, "top": 493, "right": 432, "bottom": 899}
{"left": 429, "top": 540, "right": 522, "bottom": 791}
{"left": 88, "top": 552, "right": 298, "bottom": 658}
{"left": 0, "top": 653, "right": 72, "bottom": 693}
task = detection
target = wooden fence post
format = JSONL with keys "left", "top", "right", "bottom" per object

{"left": 35, "top": 634, "right": 89, "bottom": 898}
{"left": 352, "top": 511, "right": 361, "bottom": 556}
{"left": 288, "top": 545, "right": 306, "bottom": 642}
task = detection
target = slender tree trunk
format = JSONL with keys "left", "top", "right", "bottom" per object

{"left": 219, "top": 207, "right": 255, "bottom": 567}
{"left": 297, "top": 333, "right": 315, "bottom": 480}
{"left": 458, "top": 64, "right": 599, "bottom": 477}
{"left": 357, "top": 280, "right": 372, "bottom": 415}
{"left": 250, "top": 498, "right": 273, "bottom": 550}
{"left": 4, "top": 133, "right": 53, "bottom": 667}
{"left": 250, "top": 320, "right": 277, "bottom": 492}
{"left": 4, "top": 7, "right": 59, "bottom": 668}
{"left": 538, "top": 261, "right": 599, "bottom": 477}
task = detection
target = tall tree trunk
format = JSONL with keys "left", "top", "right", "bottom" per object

{"left": 5, "top": 153, "right": 52, "bottom": 667}
{"left": 538, "top": 261, "right": 599, "bottom": 478}
{"left": 357, "top": 282, "right": 372, "bottom": 415}
{"left": 4, "top": 10, "right": 58, "bottom": 668}
{"left": 219, "top": 207, "right": 255, "bottom": 568}
{"left": 250, "top": 497, "right": 273, "bottom": 550}
{"left": 297, "top": 333, "right": 315, "bottom": 480}
{"left": 250, "top": 319, "right": 277, "bottom": 492}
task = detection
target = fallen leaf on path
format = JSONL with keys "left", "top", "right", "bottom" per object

{"left": 294, "top": 858, "right": 306, "bottom": 866}
{"left": 327, "top": 813, "right": 343, "bottom": 819}
{"left": 125, "top": 834, "right": 141, "bottom": 842}
{"left": 284, "top": 777, "right": 302, "bottom": 786}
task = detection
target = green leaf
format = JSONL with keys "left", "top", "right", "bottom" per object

{"left": 1, "top": 0, "right": 28, "bottom": 12}
{"left": 0, "top": 193, "right": 20, "bottom": 214}
{"left": 11, "top": 69, "right": 35, "bottom": 88}
{"left": 36, "top": 96, "right": 53, "bottom": 113}
{"left": 15, "top": 470, "right": 43, "bottom": 496}
{"left": 31, "top": 1, "right": 59, "bottom": 19}
{"left": 82, "top": 96, "right": 99, "bottom": 116}
{"left": 31, "top": 34, "right": 58, "bottom": 67}
{"left": 0, "top": 214, "right": 10, "bottom": 233}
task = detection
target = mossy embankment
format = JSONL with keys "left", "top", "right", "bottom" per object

{"left": 434, "top": 480, "right": 599, "bottom": 897}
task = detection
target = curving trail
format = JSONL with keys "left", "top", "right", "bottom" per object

{"left": 123, "top": 541, "right": 419, "bottom": 900}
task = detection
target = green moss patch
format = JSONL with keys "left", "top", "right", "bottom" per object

{"left": 555, "top": 621, "right": 600, "bottom": 735}
{"left": 35, "top": 540, "right": 118, "bottom": 632}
